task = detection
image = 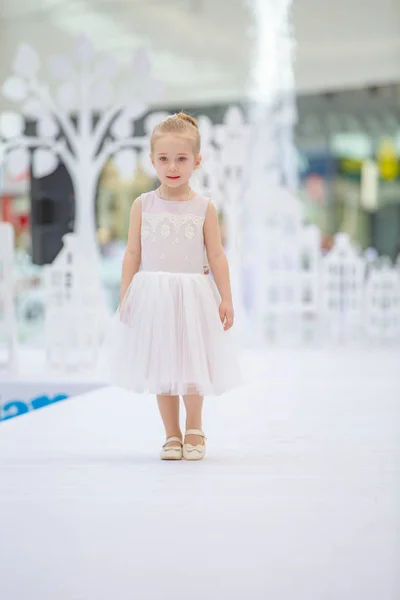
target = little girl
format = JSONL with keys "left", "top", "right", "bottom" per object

{"left": 102, "top": 113, "right": 241, "bottom": 461}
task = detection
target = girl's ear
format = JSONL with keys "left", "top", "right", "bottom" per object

{"left": 194, "top": 154, "right": 202, "bottom": 170}
{"left": 149, "top": 153, "right": 155, "bottom": 167}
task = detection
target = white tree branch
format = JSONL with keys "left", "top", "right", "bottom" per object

{"left": 93, "top": 136, "right": 147, "bottom": 176}
{"left": 92, "top": 105, "right": 122, "bottom": 156}
{"left": 30, "top": 78, "right": 78, "bottom": 153}
{"left": 55, "top": 140, "right": 76, "bottom": 177}
{"left": 2, "top": 136, "right": 76, "bottom": 175}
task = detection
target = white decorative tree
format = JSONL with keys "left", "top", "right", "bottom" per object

{"left": 0, "top": 37, "right": 163, "bottom": 369}
{"left": 0, "top": 37, "right": 162, "bottom": 265}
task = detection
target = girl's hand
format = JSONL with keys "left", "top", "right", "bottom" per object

{"left": 219, "top": 301, "right": 234, "bottom": 331}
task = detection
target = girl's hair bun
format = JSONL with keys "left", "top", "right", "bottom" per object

{"left": 176, "top": 112, "right": 199, "bottom": 130}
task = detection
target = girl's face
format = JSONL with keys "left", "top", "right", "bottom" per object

{"left": 151, "top": 134, "right": 201, "bottom": 189}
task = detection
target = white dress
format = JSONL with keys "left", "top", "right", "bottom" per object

{"left": 100, "top": 190, "right": 241, "bottom": 396}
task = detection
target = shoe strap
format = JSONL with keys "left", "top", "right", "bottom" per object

{"left": 164, "top": 436, "right": 183, "bottom": 446}
{"left": 185, "top": 429, "right": 205, "bottom": 438}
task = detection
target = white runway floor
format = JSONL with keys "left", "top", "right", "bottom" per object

{"left": 1, "top": 348, "right": 399, "bottom": 600}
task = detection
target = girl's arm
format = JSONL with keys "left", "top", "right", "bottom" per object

{"left": 203, "top": 201, "right": 234, "bottom": 330}
{"left": 120, "top": 197, "right": 142, "bottom": 304}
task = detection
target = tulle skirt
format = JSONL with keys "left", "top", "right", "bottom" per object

{"left": 98, "top": 271, "right": 241, "bottom": 396}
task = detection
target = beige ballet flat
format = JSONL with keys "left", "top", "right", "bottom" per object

{"left": 160, "top": 436, "right": 183, "bottom": 461}
{"left": 183, "top": 429, "right": 207, "bottom": 461}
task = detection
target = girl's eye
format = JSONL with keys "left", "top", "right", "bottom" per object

{"left": 159, "top": 157, "right": 167, "bottom": 162}
{"left": 178, "top": 157, "right": 187, "bottom": 162}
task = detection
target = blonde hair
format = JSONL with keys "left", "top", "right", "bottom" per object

{"left": 150, "top": 112, "right": 201, "bottom": 156}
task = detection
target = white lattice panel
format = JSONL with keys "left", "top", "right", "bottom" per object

{"left": 364, "top": 263, "right": 400, "bottom": 341}
{"left": 263, "top": 187, "right": 303, "bottom": 315}
{"left": 300, "top": 225, "right": 321, "bottom": 313}
{"left": 322, "top": 233, "right": 366, "bottom": 342}
{"left": 298, "top": 225, "right": 322, "bottom": 343}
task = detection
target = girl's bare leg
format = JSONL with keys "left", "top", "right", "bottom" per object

{"left": 157, "top": 395, "right": 182, "bottom": 447}
{"left": 182, "top": 393, "right": 205, "bottom": 446}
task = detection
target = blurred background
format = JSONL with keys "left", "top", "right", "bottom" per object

{"left": 1, "top": 0, "right": 400, "bottom": 344}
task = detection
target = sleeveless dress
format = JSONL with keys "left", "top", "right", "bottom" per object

{"left": 100, "top": 190, "right": 241, "bottom": 396}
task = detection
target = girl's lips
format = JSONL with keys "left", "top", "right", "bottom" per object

{"left": 167, "top": 176, "right": 180, "bottom": 179}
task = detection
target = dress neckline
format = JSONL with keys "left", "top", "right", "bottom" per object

{"left": 154, "top": 190, "right": 199, "bottom": 203}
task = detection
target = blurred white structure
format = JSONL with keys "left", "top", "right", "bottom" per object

{"left": 364, "top": 261, "right": 400, "bottom": 342}
{"left": 196, "top": 107, "right": 251, "bottom": 335}
{"left": 322, "top": 233, "right": 366, "bottom": 343}
{"left": 299, "top": 225, "right": 322, "bottom": 342}
{"left": 0, "top": 222, "right": 17, "bottom": 372}
{"left": 242, "top": 0, "right": 301, "bottom": 343}
{"left": 44, "top": 234, "right": 108, "bottom": 371}
{"left": 261, "top": 184, "right": 303, "bottom": 343}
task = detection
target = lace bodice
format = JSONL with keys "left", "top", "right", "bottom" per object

{"left": 140, "top": 191, "right": 210, "bottom": 274}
